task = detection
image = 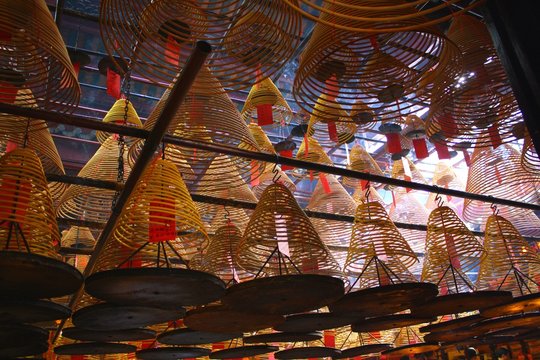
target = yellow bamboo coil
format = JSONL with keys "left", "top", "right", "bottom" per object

{"left": 422, "top": 206, "right": 486, "bottom": 294}
{"left": 389, "top": 191, "right": 430, "bottom": 255}
{"left": 476, "top": 214, "right": 540, "bottom": 296}
{"left": 343, "top": 144, "right": 384, "bottom": 189}
{"left": 352, "top": 184, "right": 386, "bottom": 205}
{"left": 350, "top": 99, "right": 376, "bottom": 131}
{"left": 388, "top": 157, "right": 427, "bottom": 192}
{"left": 306, "top": 95, "right": 357, "bottom": 146}
{"left": 61, "top": 226, "right": 96, "bottom": 249}
{"left": 96, "top": 99, "right": 143, "bottom": 144}
{"left": 242, "top": 78, "right": 293, "bottom": 126}
{"left": 247, "top": 123, "right": 276, "bottom": 154}
{"left": 426, "top": 15, "right": 521, "bottom": 149}
{"left": 0, "top": 0, "right": 80, "bottom": 111}
{"left": 111, "top": 158, "right": 208, "bottom": 260}
{"left": 521, "top": 131, "right": 540, "bottom": 175}
{"left": 57, "top": 136, "right": 131, "bottom": 223}
{"left": 345, "top": 201, "right": 418, "bottom": 289}
{"left": 0, "top": 148, "right": 60, "bottom": 258}
{"left": 292, "top": 137, "right": 333, "bottom": 179}
{"left": 99, "top": 0, "right": 302, "bottom": 92}
{"left": 236, "top": 182, "right": 343, "bottom": 279}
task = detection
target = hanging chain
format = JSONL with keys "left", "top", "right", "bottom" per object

{"left": 112, "top": 68, "right": 131, "bottom": 209}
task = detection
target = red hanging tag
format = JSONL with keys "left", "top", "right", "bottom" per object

{"left": 5, "top": 141, "right": 18, "bottom": 153}
{"left": 250, "top": 160, "right": 260, "bottom": 186}
{"left": 369, "top": 35, "right": 380, "bottom": 51}
{"left": 319, "top": 173, "right": 332, "bottom": 194}
{"left": 304, "top": 135, "right": 309, "bottom": 156}
{"left": 309, "top": 170, "right": 314, "bottom": 182}
{"left": 445, "top": 233, "right": 462, "bottom": 270}
{"left": 141, "top": 340, "right": 155, "bottom": 350}
{"left": 434, "top": 142, "right": 451, "bottom": 160}
{"left": 325, "top": 75, "right": 339, "bottom": 100}
{"left": 0, "top": 178, "right": 31, "bottom": 229}
{"left": 384, "top": 133, "right": 402, "bottom": 154}
{"left": 494, "top": 165, "right": 502, "bottom": 185}
{"left": 302, "top": 257, "right": 319, "bottom": 273}
{"left": 149, "top": 198, "right": 177, "bottom": 243}
{"left": 462, "top": 150, "right": 471, "bottom": 167}
{"left": 488, "top": 123, "right": 503, "bottom": 149}
{"left": 391, "top": 191, "right": 397, "bottom": 208}
{"left": 165, "top": 35, "right": 181, "bottom": 66}
{"left": 360, "top": 179, "right": 369, "bottom": 191}
{"left": 327, "top": 121, "right": 338, "bottom": 143}
{"left": 440, "top": 113, "right": 458, "bottom": 137}
{"left": 412, "top": 138, "right": 429, "bottom": 159}
{"left": 324, "top": 330, "right": 336, "bottom": 348}
{"left": 279, "top": 149, "right": 294, "bottom": 171}
{"left": 212, "top": 343, "right": 225, "bottom": 351}
{"left": 0, "top": 81, "right": 19, "bottom": 104}
{"left": 106, "top": 68, "right": 121, "bottom": 99}
{"left": 73, "top": 61, "right": 81, "bottom": 78}
{"left": 256, "top": 103, "right": 274, "bottom": 126}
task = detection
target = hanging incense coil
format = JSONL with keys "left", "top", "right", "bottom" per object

{"left": 463, "top": 145, "right": 540, "bottom": 235}
{"left": 247, "top": 123, "right": 276, "bottom": 154}
{"left": 386, "top": 157, "right": 427, "bottom": 192}
{"left": 432, "top": 162, "right": 463, "bottom": 189}
{"left": 476, "top": 215, "right": 540, "bottom": 296}
{"left": 96, "top": 99, "right": 143, "bottom": 144}
{"left": 427, "top": 15, "right": 521, "bottom": 148}
{"left": 306, "top": 96, "right": 357, "bottom": 146}
{"left": 521, "top": 131, "right": 540, "bottom": 174}
{"left": 236, "top": 182, "right": 343, "bottom": 279}
{"left": 342, "top": 144, "right": 384, "bottom": 189}
{"left": 293, "top": 0, "right": 462, "bottom": 122}
{"left": 422, "top": 206, "right": 486, "bottom": 294}
{"left": 242, "top": 78, "right": 294, "bottom": 126}
{"left": 344, "top": 201, "right": 418, "bottom": 289}
{"left": 57, "top": 136, "right": 131, "bottom": 223}
{"left": 99, "top": 0, "right": 302, "bottom": 92}
{"left": 0, "top": 0, "right": 80, "bottom": 111}
{"left": 350, "top": 99, "right": 376, "bottom": 131}
{"left": 292, "top": 137, "right": 333, "bottom": 179}
{"left": 129, "top": 68, "right": 265, "bottom": 191}
{"left": 61, "top": 227, "right": 96, "bottom": 250}
{"left": 306, "top": 174, "right": 357, "bottom": 268}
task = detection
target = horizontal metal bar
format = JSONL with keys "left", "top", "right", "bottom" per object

{"left": 59, "top": 247, "right": 94, "bottom": 256}
{"left": 57, "top": 217, "right": 106, "bottom": 229}
{"left": 47, "top": 173, "right": 123, "bottom": 191}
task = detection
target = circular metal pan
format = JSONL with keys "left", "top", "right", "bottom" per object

{"left": 210, "top": 345, "right": 279, "bottom": 359}
{"left": 481, "top": 293, "right": 540, "bottom": 318}
{"left": 382, "top": 343, "right": 440, "bottom": 356}
{"left": 424, "top": 328, "right": 483, "bottom": 343}
{"left": 136, "top": 347, "right": 211, "bottom": 360}
{"left": 335, "top": 344, "right": 394, "bottom": 359}
{"left": 274, "top": 313, "right": 355, "bottom": 332}
{"left": 222, "top": 274, "right": 344, "bottom": 315}
{"left": 410, "top": 291, "right": 513, "bottom": 317}
{"left": 352, "top": 314, "right": 436, "bottom": 332}
{"left": 419, "top": 314, "right": 482, "bottom": 333}
{"left": 0, "top": 252, "right": 83, "bottom": 299}
{"left": 0, "top": 298, "right": 71, "bottom": 323}
{"left": 244, "top": 331, "right": 322, "bottom": 344}
{"left": 62, "top": 327, "right": 157, "bottom": 342}
{"left": 85, "top": 268, "right": 226, "bottom": 308}
{"left": 54, "top": 342, "right": 137, "bottom": 355}
{"left": 158, "top": 328, "right": 242, "bottom": 345}
{"left": 275, "top": 346, "right": 341, "bottom": 359}
{"left": 0, "top": 324, "right": 48, "bottom": 357}
{"left": 471, "top": 313, "right": 540, "bottom": 333}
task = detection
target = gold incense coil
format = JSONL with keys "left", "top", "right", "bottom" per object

{"left": 388, "top": 157, "right": 427, "bottom": 191}
{"left": 432, "top": 162, "right": 462, "bottom": 189}
{"left": 96, "top": 99, "right": 143, "bottom": 144}
{"left": 391, "top": 326, "right": 425, "bottom": 347}
{"left": 402, "top": 115, "right": 426, "bottom": 140}
{"left": 57, "top": 136, "right": 131, "bottom": 223}
{"left": 66, "top": 254, "right": 91, "bottom": 274}
{"left": 247, "top": 123, "right": 276, "bottom": 154}
{"left": 336, "top": 326, "right": 396, "bottom": 348}
{"left": 111, "top": 158, "right": 208, "bottom": 260}
{"left": 61, "top": 226, "right": 96, "bottom": 249}
{"left": 292, "top": 137, "right": 333, "bottom": 179}
{"left": 344, "top": 201, "right": 418, "bottom": 289}
{"left": 100, "top": 0, "right": 302, "bottom": 92}
{"left": 476, "top": 214, "right": 540, "bottom": 296}
{"left": 342, "top": 144, "right": 384, "bottom": 189}
{"left": 306, "top": 174, "right": 357, "bottom": 269}
{"left": 389, "top": 191, "right": 430, "bottom": 255}
{"left": 293, "top": 0, "right": 462, "bottom": 122}
{"left": 306, "top": 96, "right": 357, "bottom": 146}
{"left": 242, "top": 78, "right": 293, "bottom": 126}
{"left": 463, "top": 144, "right": 540, "bottom": 233}
{"left": 236, "top": 182, "right": 343, "bottom": 279}
{"left": 421, "top": 206, "right": 486, "bottom": 294}
{"left": 0, "top": 148, "right": 60, "bottom": 259}
{"left": 427, "top": 15, "right": 521, "bottom": 148}
{"left": 521, "top": 131, "right": 540, "bottom": 174}
{"left": 0, "top": 0, "right": 79, "bottom": 112}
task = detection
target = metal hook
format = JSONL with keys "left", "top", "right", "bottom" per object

{"left": 224, "top": 206, "right": 231, "bottom": 223}
{"left": 364, "top": 181, "right": 371, "bottom": 201}
{"left": 272, "top": 163, "right": 281, "bottom": 183}
{"left": 490, "top": 203, "right": 499, "bottom": 216}
{"left": 435, "top": 193, "right": 444, "bottom": 208}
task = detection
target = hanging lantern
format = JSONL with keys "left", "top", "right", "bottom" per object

{"left": 242, "top": 77, "right": 293, "bottom": 127}
{"left": 96, "top": 99, "right": 143, "bottom": 144}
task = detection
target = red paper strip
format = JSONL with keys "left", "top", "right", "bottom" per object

{"left": 106, "top": 68, "right": 121, "bottom": 99}
{"left": 440, "top": 113, "right": 458, "bottom": 137}
{"left": 212, "top": 343, "right": 225, "bottom": 351}
{"left": 141, "top": 340, "right": 155, "bottom": 349}
{"left": 5, "top": 141, "right": 17, "bottom": 153}
{"left": 494, "top": 165, "right": 502, "bottom": 185}
{"left": 165, "top": 35, "right": 181, "bottom": 66}
{"left": 0, "top": 178, "right": 31, "bottom": 229}
{"left": 488, "top": 123, "right": 502, "bottom": 149}
{"left": 324, "top": 330, "right": 336, "bottom": 348}
{"left": 462, "top": 150, "right": 471, "bottom": 167}
{"left": 73, "top": 62, "right": 81, "bottom": 78}
{"left": 279, "top": 149, "right": 294, "bottom": 171}
{"left": 149, "top": 199, "right": 176, "bottom": 243}
{"left": 309, "top": 170, "right": 314, "bottom": 182}
{"left": 250, "top": 160, "right": 260, "bottom": 186}
{"left": 369, "top": 35, "right": 380, "bottom": 51}
{"left": 412, "top": 138, "right": 429, "bottom": 159}
{"left": 325, "top": 75, "right": 339, "bottom": 100}
{"left": 257, "top": 104, "right": 274, "bottom": 126}
{"left": 434, "top": 142, "right": 451, "bottom": 160}
{"left": 391, "top": 191, "right": 397, "bottom": 208}
{"left": 0, "top": 81, "right": 19, "bottom": 104}
{"left": 360, "top": 179, "right": 369, "bottom": 191}
{"left": 384, "top": 133, "right": 402, "bottom": 154}
{"left": 319, "top": 173, "right": 332, "bottom": 194}
{"left": 327, "top": 121, "right": 338, "bottom": 142}
{"left": 304, "top": 135, "right": 309, "bottom": 155}
{"left": 445, "top": 233, "right": 462, "bottom": 270}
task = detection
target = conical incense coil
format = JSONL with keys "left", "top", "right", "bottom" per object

{"left": 0, "top": 0, "right": 80, "bottom": 111}
{"left": 476, "top": 215, "right": 540, "bottom": 296}
{"left": 463, "top": 144, "right": 540, "bottom": 229}
{"left": 336, "top": 326, "right": 396, "bottom": 349}
{"left": 61, "top": 226, "right": 96, "bottom": 249}
{"left": 306, "top": 96, "right": 357, "bottom": 146}
{"left": 293, "top": 0, "right": 462, "bottom": 122}
{"left": 431, "top": 162, "right": 463, "bottom": 189}
{"left": 252, "top": 164, "right": 296, "bottom": 200}
{"left": 100, "top": 0, "right": 302, "bottom": 92}
{"left": 306, "top": 174, "right": 357, "bottom": 269}
{"left": 292, "top": 137, "right": 333, "bottom": 179}
{"left": 387, "top": 157, "right": 427, "bottom": 192}
{"left": 0, "top": 148, "right": 60, "bottom": 258}
{"left": 242, "top": 78, "right": 293, "bottom": 127}
{"left": 427, "top": 15, "right": 521, "bottom": 149}
{"left": 236, "top": 182, "right": 343, "bottom": 278}
{"left": 342, "top": 144, "right": 384, "bottom": 189}
{"left": 111, "top": 158, "right": 208, "bottom": 260}
{"left": 352, "top": 185, "right": 385, "bottom": 205}
{"left": 344, "top": 201, "right": 418, "bottom": 289}
{"left": 246, "top": 123, "right": 276, "bottom": 154}
{"left": 391, "top": 326, "right": 426, "bottom": 347}
{"left": 422, "top": 206, "right": 486, "bottom": 294}
{"left": 57, "top": 136, "right": 131, "bottom": 223}
{"left": 521, "top": 131, "right": 540, "bottom": 175}
{"left": 96, "top": 99, "right": 143, "bottom": 144}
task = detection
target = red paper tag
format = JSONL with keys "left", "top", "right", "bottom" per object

{"left": 0, "top": 81, "right": 19, "bottom": 104}
{"left": 73, "top": 62, "right": 81, "bottom": 78}
{"left": 257, "top": 104, "right": 274, "bottom": 126}
{"left": 309, "top": 170, "right": 314, "bottom": 182}
{"left": 212, "top": 343, "right": 225, "bottom": 351}
{"left": 462, "top": 150, "right": 471, "bottom": 167}
{"left": 488, "top": 123, "right": 502, "bottom": 149}
{"left": 141, "top": 340, "right": 155, "bottom": 350}
{"left": 302, "top": 257, "right": 319, "bottom": 273}
{"left": 319, "top": 173, "right": 332, "bottom": 194}
{"left": 165, "top": 35, "right": 181, "bottom": 66}
{"left": 5, "top": 141, "right": 17, "bottom": 153}
{"left": 434, "top": 142, "right": 451, "bottom": 160}
{"left": 279, "top": 149, "right": 294, "bottom": 171}
{"left": 324, "top": 330, "right": 336, "bottom": 348}
{"left": 149, "top": 198, "right": 176, "bottom": 243}
{"left": 106, "top": 68, "right": 121, "bottom": 99}
{"left": 325, "top": 75, "right": 339, "bottom": 100}
{"left": 0, "top": 178, "right": 31, "bottom": 229}
{"left": 385, "top": 133, "right": 402, "bottom": 154}
{"left": 250, "top": 160, "right": 260, "bottom": 186}
{"left": 412, "top": 138, "right": 429, "bottom": 159}
{"left": 440, "top": 113, "right": 458, "bottom": 137}
{"left": 494, "top": 165, "right": 502, "bottom": 185}
{"left": 369, "top": 35, "right": 380, "bottom": 51}
{"left": 327, "top": 121, "right": 338, "bottom": 143}
{"left": 304, "top": 135, "right": 309, "bottom": 156}
{"left": 360, "top": 179, "right": 369, "bottom": 191}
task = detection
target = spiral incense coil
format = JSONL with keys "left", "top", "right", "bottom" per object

{"left": 252, "top": 165, "right": 297, "bottom": 200}
{"left": 110, "top": 158, "right": 208, "bottom": 260}
{"left": 57, "top": 136, "right": 131, "bottom": 223}
{"left": 0, "top": 148, "right": 60, "bottom": 259}
{"left": 282, "top": 0, "right": 484, "bottom": 33}
{"left": 306, "top": 96, "right": 357, "bottom": 146}
{"left": 292, "top": 137, "right": 333, "bottom": 179}
{"left": 96, "top": 99, "right": 143, "bottom": 144}
{"left": 99, "top": 0, "right": 302, "bottom": 92}
{"left": 61, "top": 226, "right": 96, "bottom": 249}
{"left": 293, "top": 0, "right": 462, "bottom": 122}
{"left": 521, "top": 131, "right": 540, "bottom": 174}
{"left": 391, "top": 326, "right": 426, "bottom": 347}
{"left": 432, "top": 162, "right": 462, "bottom": 189}
{"left": 0, "top": 0, "right": 80, "bottom": 111}
{"left": 129, "top": 68, "right": 265, "bottom": 191}
{"left": 342, "top": 144, "right": 383, "bottom": 189}
{"left": 463, "top": 145, "right": 540, "bottom": 232}
{"left": 242, "top": 78, "right": 294, "bottom": 126}
{"left": 350, "top": 99, "right": 376, "bottom": 131}
{"left": 345, "top": 201, "right": 418, "bottom": 288}
{"left": 247, "top": 123, "right": 276, "bottom": 154}
{"left": 236, "top": 182, "right": 343, "bottom": 279}
{"left": 427, "top": 15, "right": 521, "bottom": 149}
{"left": 387, "top": 157, "right": 427, "bottom": 192}
{"left": 352, "top": 185, "right": 385, "bottom": 205}
{"left": 422, "top": 206, "right": 486, "bottom": 294}
{"left": 476, "top": 215, "right": 540, "bottom": 296}
{"left": 389, "top": 191, "right": 430, "bottom": 255}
